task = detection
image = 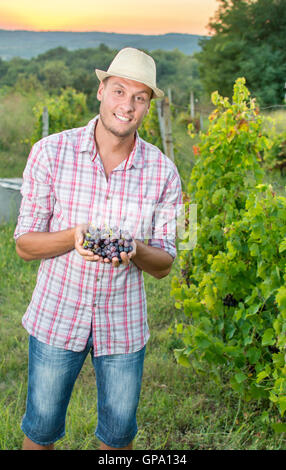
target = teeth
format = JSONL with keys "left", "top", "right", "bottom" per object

{"left": 115, "top": 114, "right": 130, "bottom": 122}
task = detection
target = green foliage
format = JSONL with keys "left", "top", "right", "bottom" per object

{"left": 0, "top": 88, "right": 50, "bottom": 177}
{"left": 38, "top": 60, "right": 71, "bottom": 91}
{"left": 31, "top": 87, "right": 88, "bottom": 145}
{"left": 138, "top": 100, "right": 163, "bottom": 150}
{"left": 197, "top": 0, "right": 286, "bottom": 106}
{"left": 151, "top": 49, "right": 203, "bottom": 106}
{"left": 0, "top": 93, "right": 35, "bottom": 152}
{"left": 171, "top": 77, "right": 286, "bottom": 422}
{"left": 0, "top": 90, "right": 42, "bottom": 176}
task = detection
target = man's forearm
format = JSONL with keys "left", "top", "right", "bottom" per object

{"left": 132, "top": 240, "right": 174, "bottom": 279}
{"left": 15, "top": 228, "right": 77, "bottom": 261}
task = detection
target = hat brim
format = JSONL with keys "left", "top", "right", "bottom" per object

{"left": 95, "top": 69, "right": 164, "bottom": 99}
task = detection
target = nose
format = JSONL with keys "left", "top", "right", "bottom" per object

{"left": 120, "top": 94, "right": 135, "bottom": 112}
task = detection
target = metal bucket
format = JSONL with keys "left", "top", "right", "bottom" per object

{"left": 0, "top": 178, "right": 23, "bottom": 224}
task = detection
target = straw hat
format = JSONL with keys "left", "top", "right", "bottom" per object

{"left": 95, "top": 47, "right": 164, "bottom": 99}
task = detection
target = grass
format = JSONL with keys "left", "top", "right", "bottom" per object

{"left": 0, "top": 223, "right": 285, "bottom": 450}
{"left": 0, "top": 150, "right": 30, "bottom": 179}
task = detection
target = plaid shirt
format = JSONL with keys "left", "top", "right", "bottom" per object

{"left": 14, "top": 116, "right": 182, "bottom": 356}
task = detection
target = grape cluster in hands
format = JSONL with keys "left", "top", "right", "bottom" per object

{"left": 83, "top": 225, "right": 133, "bottom": 264}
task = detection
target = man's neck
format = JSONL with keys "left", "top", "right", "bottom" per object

{"left": 95, "top": 118, "right": 136, "bottom": 162}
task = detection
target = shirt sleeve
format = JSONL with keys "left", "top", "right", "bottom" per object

{"left": 14, "top": 141, "right": 55, "bottom": 240}
{"left": 147, "top": 166, "right": 183, "bottom": 260}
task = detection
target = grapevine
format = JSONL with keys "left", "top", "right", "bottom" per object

{"left": 171, "top": 78, "right": 286, "bottom": 424}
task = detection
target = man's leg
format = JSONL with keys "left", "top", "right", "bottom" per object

{"left": 93, "top": 345, "right": 146, "bottom": 450}
{"left": 22, "top": 435, "right": 54, "bottom": 450}
{"left": 21, "top": 335, "right": 91, "bottom": 450}
{"left": 23, "top": 435, "right": 132, "bottom": 450}
{"left": 99, "top": 441, "right": 133, "bottom": 450}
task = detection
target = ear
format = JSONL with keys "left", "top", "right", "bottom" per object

{"left": 97, "top": 81, "right": 105, "bottom": 102}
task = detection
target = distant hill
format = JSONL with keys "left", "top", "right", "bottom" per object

{"left": 0, "top": 30, "right": 206, "bottom": 60}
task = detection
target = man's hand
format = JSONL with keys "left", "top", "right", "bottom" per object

{"left": 74, "top": 224, "right": 103, "bottom": 263}
{"left": 74, "top": 224, "right": 137, "bottom": 268}
{"left": 110, "top": 239, "right": 137, "bottom": 268}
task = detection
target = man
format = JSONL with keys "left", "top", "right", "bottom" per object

{"left": 15, "top": 47, "right": 182, "bottom": 450}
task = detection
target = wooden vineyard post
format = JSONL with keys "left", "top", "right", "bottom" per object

{"left": 190, "top": 90, "right": 195, "bottom": 119}
{"left": 156, "top": 97, "right": 174, "bottom": 162}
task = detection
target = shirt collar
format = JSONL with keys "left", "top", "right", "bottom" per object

{"left": 79, "top": 115, "right": 144, "bottom": 169}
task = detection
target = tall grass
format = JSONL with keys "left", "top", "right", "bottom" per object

{"left": 262, "top": 109, "right": 286, "bottom": 135}
{"left": 0, "top": 92, "right": 40, "bottom": 176}
{"left": 0, "top": 223, "right": 285, "bottom": 450}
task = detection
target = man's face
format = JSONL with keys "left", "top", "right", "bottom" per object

{"left": 97, "top": 76, "right": 152, "bottom": 138}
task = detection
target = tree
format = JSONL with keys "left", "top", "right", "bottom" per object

{"left": 38, "top": 60, "right": 72, "bottom": 91}
{"left": 152, "top": 49, "right": 203, "bottom": 106}
{"left": 197, "top": 0, "right": 286, "bottom": 106}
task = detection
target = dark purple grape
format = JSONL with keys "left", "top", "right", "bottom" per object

{"left": 83, "top": 225, "right": 133, "bottom": 261}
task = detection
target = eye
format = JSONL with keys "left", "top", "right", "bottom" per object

{"left": 136, "top": 96, "right": 145, "bottom": 103}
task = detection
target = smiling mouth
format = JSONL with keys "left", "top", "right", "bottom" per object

{"left": 114, "top": 113, "right": 132, "bottom": 123}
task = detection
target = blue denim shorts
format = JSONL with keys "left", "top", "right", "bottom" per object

{"left": 21, "top": 334, "right": 146, "bottom": 448}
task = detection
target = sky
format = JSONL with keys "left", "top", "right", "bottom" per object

{"left": 0, "top": 0, "right": 218, "bottom": 35}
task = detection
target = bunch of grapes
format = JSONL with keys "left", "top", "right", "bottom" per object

{"left": 83, "top": 225, "right": 133, "bottom": 264}
{"left": 222, "top": 294, "right": 238, "bottom": 307}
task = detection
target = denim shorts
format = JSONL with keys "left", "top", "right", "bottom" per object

{"left": 21, "top": 334, "right": 146, "bottom": 448}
